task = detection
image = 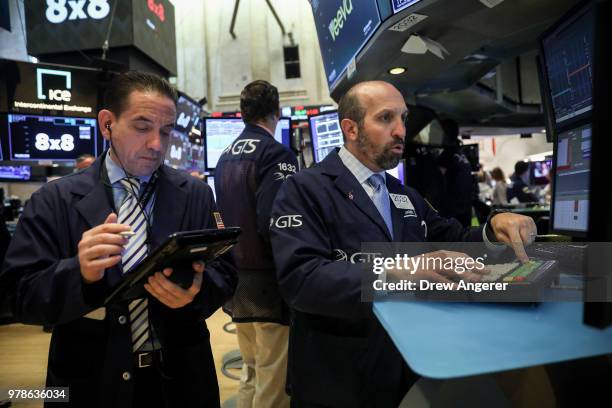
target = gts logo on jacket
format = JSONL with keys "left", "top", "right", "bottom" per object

{"left": 332, "top": 249, "right": 382, "bottom": 264}
{"left": 223, "top": 139, "right": 260, "bottom": 155}
{"left": 270, "top": 215, "right": 303, "bottom": 228}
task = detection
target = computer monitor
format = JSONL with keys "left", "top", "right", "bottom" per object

{"left": 539, "top": 1, "right": 595, "bottom": 130}
{"left": 0, "top": 165, "right": 31, "bottom": 181}
{"left": 204, "top": 117, "right": 244, "bottom": 171}
{"left": 175, "top": 93, "right": 202, "bottom": 137}
{"left": 309, "top": 111, "right": 343, "bottom": 163}
{"left": 530, "top": 159, "right": 552, "bottom": 186}
{"left": 6, "top": 113, "right": 98, "bottom": 161}
{"left": 551, "top": 123, "right": 591, "bottom": 236}
{"left": 204, "top": 117, "right": 292, "bottom": 171}
{"left": 164, "top": 129, "right": 205, "bottom": 173}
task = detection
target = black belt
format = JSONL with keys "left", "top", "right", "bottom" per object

{"left": 134, "top": 350, "right": 162, "bottom": 369}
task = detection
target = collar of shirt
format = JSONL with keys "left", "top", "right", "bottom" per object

{"left": 254, "top": 123, "right": 275, "bottom": 137}
{"left": 105, "top": 151, "right": 152, "bottom": 186}
{"left": 338, "top": 146, "right": 386, "bottom": 190}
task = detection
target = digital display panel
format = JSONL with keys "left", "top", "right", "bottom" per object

{"left": 175, "top": 94, "right": 202, "bottom": 137}
{"left": 0, "top": 165, "right": 31, "bottom": 181}
{"left": 7, "top": 113, "right": 98, "bottom": 161}
{"left": 0, "top": 60, "right": 99, "bottom": 117}
{"left": 24, "top": 0, "right": 176, "bottom": 74}
{"left": 204, "top": 117, "right": 292, "bottom": 170}
{"left": 541, "top": 2, "right": 595, "bottom": 126}
{"left": 310, "top": 0, "right": 381, "bottom": 89}
{"left": 552, "top": 123, "right": 591, "bottom": 233}
{"left": 309, "top": 111, "right": 343, "bottom": 163}
{"left": 164, "top": 129, "right": 204, "bottom": 172}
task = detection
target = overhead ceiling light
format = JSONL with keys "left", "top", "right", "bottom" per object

{"left": 388, "top": 67, "right": 406, "bottom": 75}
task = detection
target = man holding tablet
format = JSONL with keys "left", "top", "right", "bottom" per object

{"left": 1, "top": 71, "right": 236, "bottom": 408}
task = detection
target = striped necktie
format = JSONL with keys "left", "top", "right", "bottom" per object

{"left": 118, "top": 177, "right": 151, "bottom": 352}
{"left": 368, "top": 174, "right": 394, "bottom": 239}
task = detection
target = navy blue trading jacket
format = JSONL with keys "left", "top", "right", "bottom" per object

{"left": 215, "top": 124, "right": 298, "bottom": 323}
{"left": 270, "top": 149, "right": 484, "bottom": 407}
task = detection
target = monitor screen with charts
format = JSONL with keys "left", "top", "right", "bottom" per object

{"left": 204, "top": 117, "right": 292, "bottom": 170}
{"left": 552, "top": 123, "right": 591, "bottom": 234}
{"left": 540, "top": 1, "right": 595, "bottom": 127}
{"left": 309, "top": 111, "right": 344, "bottom": 163}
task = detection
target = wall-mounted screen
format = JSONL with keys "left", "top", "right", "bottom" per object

{"left": 7, "top": 113, "right": 98, "bottom": 161}
{"left": 0, "top": 165, "right": 31, "bottom": 181}
{"left": 310, "top": 0, "right": 381, "bottom": 89}
{"left": 540, "top": 1, "right": 595, "bottom": 127}
{"left": 175, "top": 93, "right": 201, "bottom": 137}
{"left": 164, "top": 129, "right": 204, "bottom": 172}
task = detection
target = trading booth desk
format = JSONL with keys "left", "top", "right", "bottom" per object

{"left": 373, "top": 297, "right": 612, "bottom": 380}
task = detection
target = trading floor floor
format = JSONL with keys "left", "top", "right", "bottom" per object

{"left": 0, "top": 309, "right": 240, "bottom": 407}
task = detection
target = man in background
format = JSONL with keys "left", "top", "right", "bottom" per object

{"left": 215, "top": 80, "right": 297, "bottom": 407}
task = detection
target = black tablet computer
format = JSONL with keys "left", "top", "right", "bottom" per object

{"left": 104, "top": 227, "right": 241, "bottom": 304}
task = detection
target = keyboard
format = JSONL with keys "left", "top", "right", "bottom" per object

{"left": 528, "top": 242, "right": 586, "bottom": 274}
{"left": 482, "top": 260, "right": 557, "bottom": 284}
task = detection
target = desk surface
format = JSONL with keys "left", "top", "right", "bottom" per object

{"left": 373, "top": 300, "right": 612, "bottom": 379}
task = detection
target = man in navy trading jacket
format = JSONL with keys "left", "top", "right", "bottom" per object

{"left": 270, "top": 81, "right": 537, "bottom": 407}
{"left": 1, "top": 71, "right": 236, "bottom": 408}
{"left": 215, "top": 80, "right": 297, "bottom": 407}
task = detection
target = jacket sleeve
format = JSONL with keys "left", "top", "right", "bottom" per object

{"left": 255, "top": 145, "right": 298, "bottom": 244}
{"left": 270, "top": 176, "right": 370, "bottom": 320}
{"left": 0, "top": 186, "right": 91, "bottom": 326}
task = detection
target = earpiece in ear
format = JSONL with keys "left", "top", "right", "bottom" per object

{"left": 105, "top": 122, "right": 111, "bottom": 130}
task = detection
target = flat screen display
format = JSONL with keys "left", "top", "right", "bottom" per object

{"left": 552, "top": 123, "right": 591, "bottom": 233}
{"left": 310, "top": 0, "right": 381, "bottom": 89}
{"left": 309, "top": 111, "right": 343, "bottom": 163}
{"left": 7, "top": 113, "right": 97, "bottom": 161}
{"left": 541, "top": 2, "right": 595, "bottom": 126}
{"left": 530, "top": 159, "right": 553, "bottom": 186}
{"left": 204, "top": 118, "right": 248, "bottom": 171}
{"left": 204, "top": 117, "right": 292, "bottom": 170}
{"left": 0, "top": 165, "right": 31, "bottom": 181}
{"left": 175, "top": 94, "right": 202, "bottom": 137}
{"left": 164, "top": 129, "right": 204, "bottom": 172}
